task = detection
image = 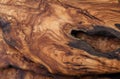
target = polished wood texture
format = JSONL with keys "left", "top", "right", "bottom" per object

{"left": 0, "top": 0, "right": 120, "bottom": 79}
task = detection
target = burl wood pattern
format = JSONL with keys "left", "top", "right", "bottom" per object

{"left": 0, "top": 0, "right": 120, "bottom": 79}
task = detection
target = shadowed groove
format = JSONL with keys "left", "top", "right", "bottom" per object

{"left": 69, "top": 26, "right": 120, "bottom": 60}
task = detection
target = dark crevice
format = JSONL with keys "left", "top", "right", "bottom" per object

{"left": 0, "top": 18, "right": 11, "bottom": 33}
{"left": 71, "top": 29, "right": 117, "bottom": 38}
{"left": 69, "top": 26, "right": 120, "bottom": 60}
{"left": 115, "top": 23, "right": 120, "bottom": 29}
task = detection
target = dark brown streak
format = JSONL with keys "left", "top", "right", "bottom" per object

{"left": 17, "top": 70, "right": 25, "bottom": 79}
{"left": 68, "top": 26, "right": 120, "bottom": 60}
{"left": 64, "top": 3, "right": 102, "bottom": 21}
{"left": 77, "top": 10, "right": 102, "bottom": 21}
{"left": 0, "top": 18, "right": 11, "bottom": 33}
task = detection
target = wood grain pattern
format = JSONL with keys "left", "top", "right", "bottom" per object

{"left": 0, "top": 0, "right": 120, "bottom": 79}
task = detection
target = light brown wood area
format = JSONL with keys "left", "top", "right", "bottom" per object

{"left": 0, "top": 0, "right": 120, "bottom": 79}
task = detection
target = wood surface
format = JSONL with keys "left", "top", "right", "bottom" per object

{"left": 0, "top": 0, "right": 120, "bottom": 79}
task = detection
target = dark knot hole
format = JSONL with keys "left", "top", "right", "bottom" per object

{"left": 71, "top": 26, "right": 120, "bottom": 53}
